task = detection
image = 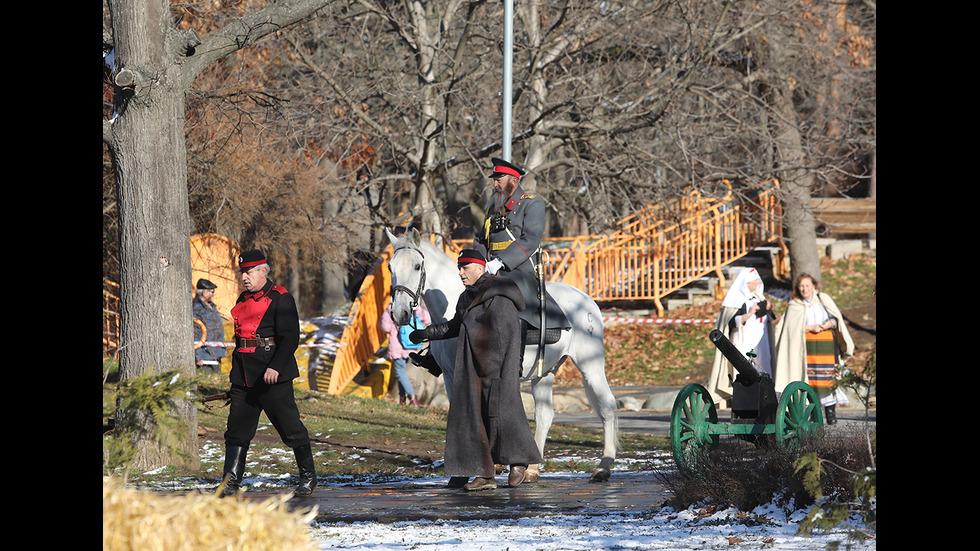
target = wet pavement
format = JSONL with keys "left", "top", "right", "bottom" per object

{"left": 252, "top": 471, "right": 670, "bottom": 523}
{"left": 247, "top": 391, "right": 875, "bottom": 523}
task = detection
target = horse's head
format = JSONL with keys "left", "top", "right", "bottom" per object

{"left": 386, "top": 227, "right": 426, "bottom": 326}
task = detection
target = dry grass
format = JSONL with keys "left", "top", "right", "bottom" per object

{"left": 103, "top": 477, "right": 318, "bottom": 551}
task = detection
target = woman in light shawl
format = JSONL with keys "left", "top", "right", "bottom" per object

{"left": 705, "top": 267, "right": 775, "bottom": 407}
{"left": 772, "top": 273, "right": 854, "bottom": 424}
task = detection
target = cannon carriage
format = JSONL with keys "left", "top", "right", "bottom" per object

{"left": 669, "top": 330, "right": 824, "bottom": 474}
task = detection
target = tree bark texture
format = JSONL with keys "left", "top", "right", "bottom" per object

{"left": 106, "top": 0, "right": 199, "bottom": 470}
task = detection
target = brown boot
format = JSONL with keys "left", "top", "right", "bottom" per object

{"left": 409, "top": 395, "right": 420, "bottom": 407}
{"left": 508, "top": 465, "right": 527, "bottom": 487}
{"left": 463, "top": 477, "right": 497, "bottom": 491}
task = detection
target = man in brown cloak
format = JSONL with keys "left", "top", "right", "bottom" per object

{"left": 410, "top": 249, "right": 542, "bottom": 490}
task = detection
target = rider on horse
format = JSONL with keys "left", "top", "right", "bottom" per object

{"left": 474, "top": 158, "right": 568, "bottom": 331}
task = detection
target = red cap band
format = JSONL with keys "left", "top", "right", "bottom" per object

{"left": 458, "top": 255, "right": 486, "bottom": 266}
{"left": 239, "top": 259, "right": 264, "bottom": 269}
{"left": 493, "top": 165, "right": 522, "bottom": 178}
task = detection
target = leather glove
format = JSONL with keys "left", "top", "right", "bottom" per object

{"left": 486, "top": 258, "right": 504, "bottom": 275}
{"left": 409, "top": 329, "right": 427, "bottom": 344}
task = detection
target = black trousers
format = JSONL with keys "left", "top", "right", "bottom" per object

{"left": 224, "top": 381, "right": 310, "bottom": 449}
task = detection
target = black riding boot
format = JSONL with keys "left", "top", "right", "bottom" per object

{"left": 219, "top": 444, "right": 248, "bottom": 497}
{"left": 824, "top": 405, "right": 837, "bottom": 425}
{"left": 294, "top": 444, "right": 318, "bottom": 497}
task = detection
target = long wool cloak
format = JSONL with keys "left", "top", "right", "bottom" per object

{"left": 444, "top": 275, "right": 543, "bottom": 478}
{"left": 772, "top": 291, "right": 854, "bottom": 394}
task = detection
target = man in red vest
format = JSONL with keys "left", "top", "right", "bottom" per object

{"left": 218, "top": 249, "right": 316, "bottom": 498}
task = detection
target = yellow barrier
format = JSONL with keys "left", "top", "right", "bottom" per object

{"left": 326, "top": 248, "right": 394, "bottom": 395}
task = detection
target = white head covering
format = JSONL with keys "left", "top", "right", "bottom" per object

{"left": 721, "top": 268, "right": 768, "bottom": 359}
{"left": 722, "top": 268, "right": 764, "bottom": 309}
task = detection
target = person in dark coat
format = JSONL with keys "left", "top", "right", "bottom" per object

{"left": 219, "top": 249, "right": 317, "bottom": 498}
{"left": 410, "top": 249, "right": 542, "bottom": 491}
{"left": 193, "top": 278, "right": 227, "bottom": 373}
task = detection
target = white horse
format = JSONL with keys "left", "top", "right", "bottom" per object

{"left": 385, "top": 228, "right": 619, "bottom": 482}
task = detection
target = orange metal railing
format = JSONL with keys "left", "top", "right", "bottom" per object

{"left": 535, "top": 180, "right": 784, "bottom": 313}
{"left": 103, "top": 279, "right": 121, "bottom": 359}
{"left": 445, "top": 180, "right": 782, "bottom": 313}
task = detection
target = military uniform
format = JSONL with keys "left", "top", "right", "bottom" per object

{"left": 476, "top": 182, "right": 545, "bottom": 278}
{"left": 219, "top": 249, "right": 316, "bottom": 498}
{"left": 474, "top": 158, "right": 568, "bottom": 330}
{"left": 228, "top": 279, "right": 301, "bottom": 388}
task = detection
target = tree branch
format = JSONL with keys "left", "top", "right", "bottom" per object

{"left": 180, "top": 0, "right": 336, "bottom": 91}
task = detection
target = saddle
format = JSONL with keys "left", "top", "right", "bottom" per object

{"left": 521, "top": 320, "right": 563, "bottom": 346}
{"left": 502, "top": 269, "right": 570, "bottom": 331}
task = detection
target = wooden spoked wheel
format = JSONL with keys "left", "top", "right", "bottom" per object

{"left": 775, "top": 381, "right": 824, "bottom": 452}
{"left": 669, "top": 384, "right": 719, "bottom": 475}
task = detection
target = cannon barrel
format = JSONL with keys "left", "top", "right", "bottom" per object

{"left": 709, "top": 329, "right": 764, "bottom": 385}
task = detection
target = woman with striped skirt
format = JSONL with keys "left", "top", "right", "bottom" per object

{"left": 773, "top": 273, "right": 855, "bottom": 424}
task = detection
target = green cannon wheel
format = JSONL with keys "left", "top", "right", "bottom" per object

{"left": 775, "top": 381, "right": 824, "bottom": 452}
{"left": 669, "top": 384, "right": 719, "bottom": 475}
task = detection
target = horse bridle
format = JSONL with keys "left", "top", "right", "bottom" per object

{"left": 390, "top": 245, "right": 427, "bottom": 314}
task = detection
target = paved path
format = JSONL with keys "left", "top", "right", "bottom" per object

{"left": 544, "top": 385, "right": 876, "bottom": 436}
{"left": 553, "top": 405, "right": 876, "bottom": 436}
{"left": 259, "top": 386, "right": 874, "bottom": 523}
{"left": 256, "top": 471, "right": 669, "bottom": 523}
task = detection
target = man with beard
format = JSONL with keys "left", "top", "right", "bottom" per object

{"left": 475, "top": 158, "right": 542, "bottom": 278}
{"left": 410, "top": 249, "right": 542, "bottom": 490}
{"left": 473, "top": 158, "right": 566, "bottom": 330}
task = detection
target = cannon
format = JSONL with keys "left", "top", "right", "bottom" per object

{"left": 669, "top": 329, "right": 824, "bottom": 474}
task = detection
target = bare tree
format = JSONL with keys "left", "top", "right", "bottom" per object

{"left": 262, "top": 0, "right": 873, "bottom": 270}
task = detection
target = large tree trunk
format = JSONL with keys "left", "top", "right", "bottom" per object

{"left": 767, "top": 78, "right": 821, "bottom": 284}
{"left": 105, "top": 0, "right": 199, "bottom": 471}
{"left": 775, "top": 140, "right": 822, "bottom": 283}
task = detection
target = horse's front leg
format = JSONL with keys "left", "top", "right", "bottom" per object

{"left": 527, "top": 371, "right": 556, "bottom": 483}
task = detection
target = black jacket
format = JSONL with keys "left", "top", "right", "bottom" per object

{"left": 229, "top": 279, "right": 300, "bottom": 387}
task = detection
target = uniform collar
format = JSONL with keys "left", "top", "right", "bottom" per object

{"left": 501, "top": 184, "right": 526, "bottom": 212}
{"left": 245, "top": 279, "right": 275, "bottom": 300}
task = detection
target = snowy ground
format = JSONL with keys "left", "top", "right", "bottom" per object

{"left": 158, "top": 444, "right": 874, "bottom": 550}
{"left": 305, "top": 476, "right": 874, "bottom": 551}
